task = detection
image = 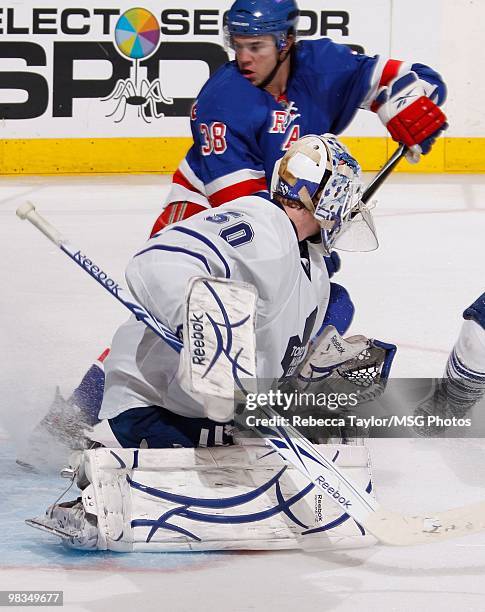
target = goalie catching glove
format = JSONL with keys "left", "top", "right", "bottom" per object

{"left": 294, "top": 325, "right": 397, "bottom": 404}
{"left": 374, "top": 71, "right": 447, "bottom": 163}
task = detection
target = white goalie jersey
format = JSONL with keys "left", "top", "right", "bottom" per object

{"left": 100, "top": 196, "right": 331, "bottom": 420}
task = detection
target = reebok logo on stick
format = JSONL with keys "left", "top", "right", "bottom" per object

{"left": 73, "top": 250, "right": 121, "bottom": 297}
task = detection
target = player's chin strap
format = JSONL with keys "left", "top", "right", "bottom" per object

{"left": 257, "top": 44, "right": 293, "bottom": 93}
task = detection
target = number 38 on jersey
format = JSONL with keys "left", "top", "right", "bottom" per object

{"left": 199, "top": 122, "right": 228, "bottom": 155}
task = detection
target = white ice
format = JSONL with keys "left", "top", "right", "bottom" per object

{"left": 1, "top": 172, "right": 485, "bottom": 611}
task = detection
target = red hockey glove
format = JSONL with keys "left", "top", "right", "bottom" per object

{"left": 375, "top": 72, "right": 447, "bottom": 159}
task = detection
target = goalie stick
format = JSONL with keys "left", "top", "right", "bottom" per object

{"left": 17, "top": 150, "right": 485, "bottom": 546}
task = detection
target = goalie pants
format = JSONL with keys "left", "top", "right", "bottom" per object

{"left": 108, "top": 405, "right": 233, "bottom": 449}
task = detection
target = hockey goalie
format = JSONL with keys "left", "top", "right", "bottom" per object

{"left": 25, "top": 134, "right": 397, "bottom": 552}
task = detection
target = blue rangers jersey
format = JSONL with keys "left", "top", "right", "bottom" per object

{"left": 154, "top": 38, "right": 445, "bottom": 232}
{"left": 100, "top": 196, "right": 330, "bottom": 420}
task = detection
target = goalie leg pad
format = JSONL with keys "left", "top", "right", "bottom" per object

{"left": 30, "top": 445, "right": 376, "bottom": 552}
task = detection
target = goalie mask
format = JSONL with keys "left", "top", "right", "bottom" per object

{"left": 271, "top": 134, "right": 378, "bottom": 256}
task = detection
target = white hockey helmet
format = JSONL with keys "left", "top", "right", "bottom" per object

{"left": 271, "top": 134, "right": 378, "bottom": 255}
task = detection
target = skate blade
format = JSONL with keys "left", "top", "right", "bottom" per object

{"left": 25, "top": 517, "right": 81, "bottom": 540}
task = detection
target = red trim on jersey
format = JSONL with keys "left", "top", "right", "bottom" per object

{"left": 173, "top": 168, "right": 202, "bottom": 195}
{"left": 370, "top": 59, "right": 404, "bottom": 112}
{"left": 208, "top": 177, "right": 268, "bottom": 207}
{"left": 276, "top": 93, "right": 289, "bottom": 105}
{"left": 149, "top": 202, "right": 206, "bottom": 236}
{"left": 97, "top": 348, "right": 110, "bottom": 363}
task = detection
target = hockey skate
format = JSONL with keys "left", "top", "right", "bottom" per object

{"left": 27, "top": 498, "right": 98, "bottom": 550}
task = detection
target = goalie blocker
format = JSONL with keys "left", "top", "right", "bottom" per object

{"left": 27, "top": 443, "right": 375, "bottom": 552}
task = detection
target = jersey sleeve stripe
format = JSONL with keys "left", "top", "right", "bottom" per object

{"left": 178, "top": 158, "right": 206, "bottom": 193}
{"left": 169, "top": 226, "right": 231, "bottom": 279}
{"left": 134, "top": 244, "right": 213, "bottom": 275}
{"left": 208, "top": 177, "right": 268, "bottom": 207}
{"left": 163, "top": 183, "right": 212, "bottom": 209}
{"left": 369, "top": 59, "right": 407, "bottom": 112}
{"left": 205, "top": 168, "right": 266, "bottom": 196}
{"left": 359, "top": 57, "right": 386, "bottom": 111}
{"left": 173, "top": 168, "right": 203, "bottom": 194}
{"left": 360, "top": 57, "right": 409, "bottom": 112}
{"left": 379, "top": 59, "right": 404, "bottom": 87}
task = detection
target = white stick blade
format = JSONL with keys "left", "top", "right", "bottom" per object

{"left": 365, "top": 502, "right": 485, "bottom": 545}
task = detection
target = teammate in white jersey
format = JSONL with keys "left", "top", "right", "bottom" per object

{"left": 94, "top": 134, "right": 383, "bottom": 449}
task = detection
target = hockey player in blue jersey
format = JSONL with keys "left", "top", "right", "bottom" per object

{"left": 153, "top": 0, "right": 447, "bottom": 232}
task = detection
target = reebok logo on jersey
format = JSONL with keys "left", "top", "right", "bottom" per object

{"left": 73, "top": 250, "right": 121, "bottom": 297}
{"left": 189, "top": 313, "right": 206, "bottom": 365}
{"left": 330, "top": 335, "right": 345, "bottom": 354}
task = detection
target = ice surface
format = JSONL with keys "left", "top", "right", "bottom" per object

{"left": 1, "top": 173, "right": 485, "bottom": 611}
